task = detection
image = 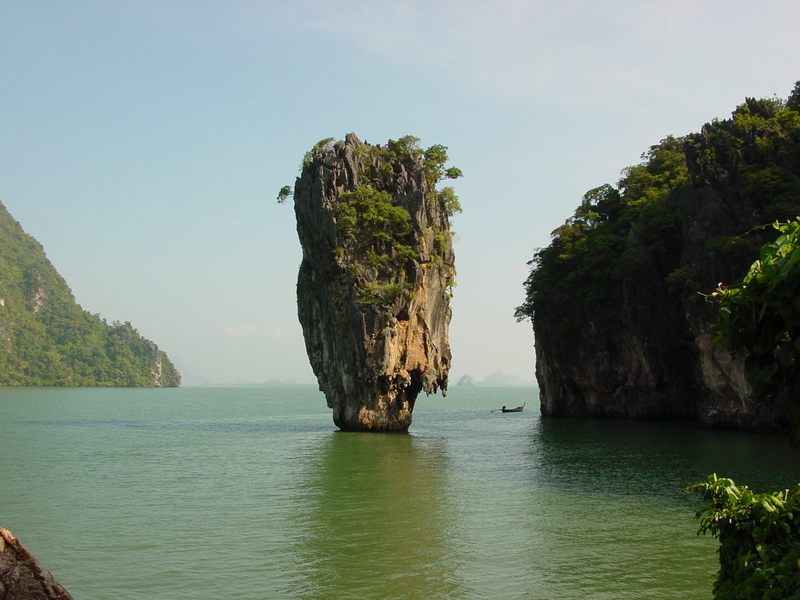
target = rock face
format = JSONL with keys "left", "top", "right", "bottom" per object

{"left": 526, "top": 93, "right": 800, "bottom": 429}
{"left": 293, "top": 134, "right": 456, "bottom": 431}
{"left": 0, "top": 528, "right": 73, "bottom": 600}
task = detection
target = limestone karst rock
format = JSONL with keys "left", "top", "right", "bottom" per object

{"left": 521, "top": 90, "right": 800, "bottom": 429}
{"left": 0, "top": 528, "right": 73, "bottom": 599}
{"left": 292, "top": 134, "right": 459, "bottom": 431}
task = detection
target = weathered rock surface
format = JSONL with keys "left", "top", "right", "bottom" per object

{"left": 293, "top": 134, "right": 455, "bottom": 431}
{"left": 0, "top": 528, "right": 73, "bottom": 600}
{"left": 533, "top": 181, "right": 783, "bottom": 428}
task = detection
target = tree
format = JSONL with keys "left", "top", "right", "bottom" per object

{"left": 688, "top": 474, "right": 800, "bottom": 599}
{"left": 276, "top": 185, "right": 292, "bottom": 204}
{"left": 785, "top": 80, "right": 800, "bottom": 112}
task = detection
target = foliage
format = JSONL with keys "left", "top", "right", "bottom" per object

{"left": 0, "top": 202, "right": 180, "bottom": 387}
{"left": 335, "top": 185, "right": 418, "bottom": 285}
{"left": 666, "top": 264, "right": 703, "bottom": 300}
{"left": 788, "top": 82, "right": 800, "bottom": 112}
{"left": 688, "top": 474, "right": 800, "bottom": 599}
{"left": 355, "top": 136, "right": 464, "bottom": 216}
{"left": 710, "top": 219, "right": 800, "bottom": 407}
{"left": 515, "top": 138, "right": 685, "bottom": 348}
{"left": 276, "top": 185, "right": 292, "bottom": 204}
{"left": 437, "top": 186, "right": 462, "bottom": 216}
{"left": 421, "top": 143, "right": 463, "bottom": 216}
{"left": 300, "top": 137, "right": 337, "bottom": 172}
{"left": 314, "top": 137, "right": 335, "bottom": 151}
{"left": 684, "top": 90, "right": 800, "bottom": 222}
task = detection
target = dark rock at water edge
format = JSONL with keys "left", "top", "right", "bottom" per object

{"left": 0, "top": 528, "right": 73, "bottom": 599}
{"left": 293, "top": 134, "right": 455, "bottom": 431}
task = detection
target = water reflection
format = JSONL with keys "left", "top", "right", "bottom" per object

{"left": 531, "top": 417, "right": 800, "bottom": 496}
{"left": 512, "top": 416, "right": 800, "bottom": 598}
{"left": 287, "top": 432, "right": 465, "bottom": 599}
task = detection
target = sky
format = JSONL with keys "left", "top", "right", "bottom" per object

{"left": 1, "top": 1, "right": 798, "bottom": 385}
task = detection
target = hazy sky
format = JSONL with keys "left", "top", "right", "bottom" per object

{"left": 2, "top": 1, "right": 798, "bottom": 385}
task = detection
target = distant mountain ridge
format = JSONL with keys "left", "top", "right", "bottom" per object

{"left": 455, "top": 372, "right": 533, "bottom": 387}
{"left": 0, "top": 202, "right": 180, "bottom": 386}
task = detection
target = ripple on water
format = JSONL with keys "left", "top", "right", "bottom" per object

{"left": 1, "top": 386, "right": 798, "bottom": 599}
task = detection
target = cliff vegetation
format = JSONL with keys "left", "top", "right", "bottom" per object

{"left": 0, "top": 202, "right": 180, "bottom": 387}
{"left": 711, "top": 218, "right": 800, "bottom": 425}
{"left": 517, "top": 81, "right": 800, "bottom": 427}
{"left": 690, "top": 474, "right": 800, "bottom": 599}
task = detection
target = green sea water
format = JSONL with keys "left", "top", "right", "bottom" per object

{"left": 1, "top": 386, "right": 799, "bottom": 599}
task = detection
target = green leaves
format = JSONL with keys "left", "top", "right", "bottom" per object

{"left": 276, "top": 185, "right": 292, "bottom": 204}
{"left": 336, "top": 187, "right": 414, "bottom": 247}
{"left": 334, "top": 185, "right": 418, "bottom": 307}
{"left": 438, "top": 187, "right": 462, "bottom": 216}
{"left": 711, "top": 219, "right": 800, "bottom": 407}
{"left": 421, "top": 142, "right": 463, "bottom": 214}
{"left": 688, "top": 474, "right": 800, "bottom": 598}
{"left": 516, "top": 133, "right": 686, "bottom": 334}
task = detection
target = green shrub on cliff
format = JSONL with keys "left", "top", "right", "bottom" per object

{"left": 711, "top": 218, "right": 800, "bottom": 418}
{"left": 276, "top": 185, "right": 292, "bottom": 204}
{"left": 336, "top": 187, "right": 415, "bottom": 252}
{"left": 689, "top": 474, "right": 800, "bottom": 599}
{"left": 334, "top": 185, "right": 419, "bottom": 292}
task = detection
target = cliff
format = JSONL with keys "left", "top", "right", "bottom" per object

{"left": 0, "top": 528, "right": 73, "bottom": 599}
{"left": 0, "top": 201, "right": 180, "bottom": 386}
{"left": 291, "top": 134, "right": 459, "bottom": 431}
{"left": 518, "top": 83, "right": 800, "bottom": 428}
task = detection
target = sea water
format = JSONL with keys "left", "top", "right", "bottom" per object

{"left": 1, "top": 386, "right": 799, "bottom": 599}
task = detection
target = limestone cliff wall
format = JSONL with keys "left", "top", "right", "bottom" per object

{"left": 293, "top": 134, "right": 454, "bottom": 431}
{"left": 533, "top": 181, "right": 782, "bottom": 427}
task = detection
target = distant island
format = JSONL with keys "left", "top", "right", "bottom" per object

{"left": 0, "top": 202, "right": 180, "bottom": 386}
{"left": 455, "top": 372, "right": 532, "bottom": 387}
{"left": 517, "top": 82, "right": 800, "bottom": 429}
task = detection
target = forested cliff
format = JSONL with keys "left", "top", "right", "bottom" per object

{"left": 0, "top": 202, "right": 180, "bottom": 387}
{"left": 517, "top": 82, "right": 800, "bottom": 428}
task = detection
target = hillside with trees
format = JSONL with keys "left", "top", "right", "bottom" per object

{"left": 0, "top": 202, "right": 180, "bottom": 386}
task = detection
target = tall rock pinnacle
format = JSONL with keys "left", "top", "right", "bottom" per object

{"left": 291, "top": 134, "right": 460, "bottom": 431}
